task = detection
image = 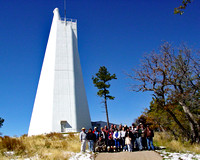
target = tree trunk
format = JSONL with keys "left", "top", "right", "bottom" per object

{"left": 159, "top": 124, "right": 166, "bottom": 132}
{"left": 104, "top": 97, "right": 110, "bottom": 129}
{"left": 165, "top": 108, "right": 190, "bottom": 139}
{"left": 179, "top": 101, "right": 200, "bottom": 143}
{"left": 155, "top": 95, "right": 190, "bottom": 139}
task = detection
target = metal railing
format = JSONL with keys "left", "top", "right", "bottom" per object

{"left": 60, "top": 17, "right": 77, "bottom": 23}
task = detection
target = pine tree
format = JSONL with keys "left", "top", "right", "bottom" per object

{"left": 92, "top": 66, "right": 117, "bottom": 129}
{"left": 0, "top": 117, "right": 4, "bottom": 128}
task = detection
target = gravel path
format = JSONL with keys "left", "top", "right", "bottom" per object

{"left": 95, "top": 151, "right": 162, "bottom": 160}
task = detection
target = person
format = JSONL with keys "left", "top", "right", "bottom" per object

{"left": 86, "top": 128, "right": 96, "bottom": 152}
{"left": 140, "top": 124, "right": 147, "bottom": 149}
{"left": 125, "top": 128, "right": 133, "bottom": 151}
{"left": 107, "top": 135, "right": 116, "bottom": 152}
{"left": 103, "top": 125, "right": 109, "bottom": 145}
{"left": 95, "top": 136, "right": 107, "bottom": 152}
{"left": 125, "top": 133, "right": 132, "bottom": 152}
{"left": 99, "top": 127, "right": 106, "bottom": 140}
{"left": 135, "top": 123, "right": 143, "bottom": 151}
{"left": 124, "top": 124, "right": 128, "bottom": 131}
{"left": 118, "top": 124, "right": 122, "bottom": 131}
{"left": 113, "top": 128, "right": 121, "bottom": 151}
{"left": 93, "top": 127, "right": 99, "bottom": 140}
{"left": 110, "top": 124, "right": 115, "bottom": 132}
{"left": 144, "top": 125, "right": 155, "bottom": 150}
{"left": 93, "top": 127, "right": 99, "bottom": 152}
{"left": 108, "top": 128, "right": 114, "bottom": 138}
{"left": 120, "top": 127, "right": 126, "bottom": 151}
{"left": 114, "top": 124, "right": 118, "bottom": 131}
{"left": 93, "top": 127, "right": 99, "bottom": 141}
{"left": 131, "top": 123, "right": 137, "bottom": 150}
{"left": 80, "top": 127, "right": 87, "bottom": 152}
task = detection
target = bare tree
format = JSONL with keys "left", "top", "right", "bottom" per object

{"left": 129, "top": 42, "right": 200, "bottom": 142}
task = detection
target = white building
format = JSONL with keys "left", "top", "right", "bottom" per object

{"left": 28, "top": 8, "right": 91, "bottom": 136}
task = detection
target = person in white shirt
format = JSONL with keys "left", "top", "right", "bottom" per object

{"left": 113, "top": 128, "right": 121, "bottom": 151}
{"left": 120, "top": 127, "right": 126, "bottom": 151}
{"left": 79, "top": 127, "right": 87, "bottom": 152}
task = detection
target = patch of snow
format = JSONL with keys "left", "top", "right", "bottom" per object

{"left": 9, "top": 154, "right": 40, "bottom": 160}
{"left": 158, "top": 146, "right": 166, "bottom": 149}
{"left": 69, "top": 151, "right": 93, "bottom": 160}
{"left": 4, "top": 151, "right": 15, "bottom": 156}
{"left": 156, "top": 150, "right": 200, "bottom": 160}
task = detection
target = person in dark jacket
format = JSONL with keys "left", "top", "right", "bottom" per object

{"left": 86, "top": 128, "right": 96, "bottom": 152}
{"left": 131, "top": 123, "right": 137, "bottom": 150}
{"left": 144, "top": 125, "right": 155, "bottom": 150}
{"left": 124, "top": 124, "right": 128, "bottom": 131}
{"left": 103, "top": 125, "right": 109, "bottom": 145}
{"left": 107, "top": 135, "right": 116, "bottom": 152}
{"left": 125, "top": 128, "right": 133, "bottom": 151}
{"left": 114, "top": 124, "right": 118, "bottom": 131}
{"left": 140, "top": 124, "right": 147, "bottom": 149}
{"left": 135, "top": 123, "right": 143, "bottom": 151}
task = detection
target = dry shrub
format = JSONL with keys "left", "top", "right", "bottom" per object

{"left": 154, "top": 132, "right": 200, "bottom": 154}
{"left": 0, "top": 136, "right": 25, "bottom": 154}
{"left": 0, "top": 133, "right": 81, "bottom": 159}
{"left": 65, "top": 134, "right": 80, "bottom": 152}
{"left": 67, "top": 133, "right": 75, "bottom": 139}
{"left": 46, "top": 132, "right": 64, "bottom": 140}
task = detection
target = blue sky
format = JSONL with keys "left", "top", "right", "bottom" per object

{"left": 0, "top": 0, "right": 199, "bottom": 136}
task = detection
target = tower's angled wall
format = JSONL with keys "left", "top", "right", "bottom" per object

{"left": 72, "top": 26, "right": 92, "bottom": 131}
{"left": 28, "top": 9, "right": 59, "bottom": 136}
{"left": 28, "top": 8, "right": 91, "bottom": 136}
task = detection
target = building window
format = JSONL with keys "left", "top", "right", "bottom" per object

{"left": 60, "top": 121, "right": 72, "bottom": 132}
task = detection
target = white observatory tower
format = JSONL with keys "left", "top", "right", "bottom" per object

{"left": 28, "top": 8, "right": 91, "bottom": 136}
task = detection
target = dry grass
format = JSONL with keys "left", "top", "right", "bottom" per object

{"left": 0, "top": 132, "right": 81, "bottom": 159}
{"left": 154, "top": 132, "right": 200, "bottom": 154}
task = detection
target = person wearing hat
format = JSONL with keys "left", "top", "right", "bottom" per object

{"left": 80, "top": 127, "right": 87, "bottom": 152}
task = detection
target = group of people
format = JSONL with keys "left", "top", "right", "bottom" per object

{"left": 79, "top": 123, "right": 155, "bottom": 153}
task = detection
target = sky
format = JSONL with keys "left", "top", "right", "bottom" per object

{"left": 0, "top": 0, "right": 200, "bottom": 137}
